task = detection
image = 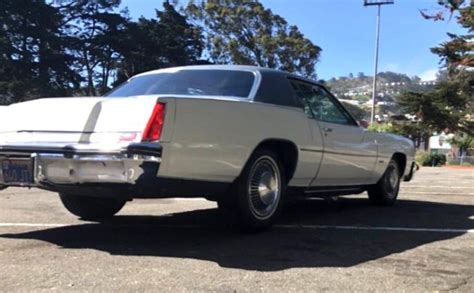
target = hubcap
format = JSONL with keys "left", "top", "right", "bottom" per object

{"left": 385, "top": 164, "right": 400, "bottom": 195}
{"left": 388, "top": 169, "right": 398, "bottom": 188}
{"left": 248, "top": 156, "right": 281, "bottom": 220}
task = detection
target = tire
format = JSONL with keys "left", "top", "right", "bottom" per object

{"left": 220, "top": 149, "right": 286, "bottom": 231}
{"left": 59, "top": 193, "right": 127, "bottom": 220}
{"left": 368, "top": 159, "right": 401, "bottom": 206}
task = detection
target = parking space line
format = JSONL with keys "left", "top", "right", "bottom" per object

{"left": 401, "top": 186, "right": 472, "bottom": 189}
{"left": 275, "top": 224, "right": 474, "bottom": 234}
{"left": 399, "top": 191, "right": 474, "bottom": 196}
{"left": 0, "top": 223, "right": 68, "bottom": 227}
{"left": 0, "top": 223, "right": 472, "bottom": 234}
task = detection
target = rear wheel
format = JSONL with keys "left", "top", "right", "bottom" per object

{"left": 368, "top": 159, "right": 401, "bottom": 206}
{"left": 219, "top": 149, "right": 286, "bottom": 231}
{"left": 59, "top": 193, "right": 127, "bottom": 220}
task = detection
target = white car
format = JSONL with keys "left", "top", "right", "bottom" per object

{"left": 0, "top": 65, "right": 416, "bottom": 229}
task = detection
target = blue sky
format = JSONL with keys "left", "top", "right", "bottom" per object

{"left": 120, "top": 0, "right": 467, "bottom": 80}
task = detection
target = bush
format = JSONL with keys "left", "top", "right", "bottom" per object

{"left": 416, "top": 151, "right": 446, "bottom": 167}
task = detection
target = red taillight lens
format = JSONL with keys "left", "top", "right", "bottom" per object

{"left": 142, "top": 102, "right": 166, "bottom": 141}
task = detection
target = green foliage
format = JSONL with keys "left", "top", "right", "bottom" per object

{"left": 423, "top": 1, "right": 473, "bottom": 73}
{"left": 325, "top": 71, "right": 434, "bottom": 103}
{"left": 397, "top": 5, "right": 474, "bottom": 135}
{"left": 0, "top": 0, "right": 206, "bottom": 101}
{"left": 415, "top": 150, "right": 446, "bottom": 167}
{"left": 427, "top": 153, "right": 447, "bottom": 167}
{"left": 447, "top": 133, "right": 474, "bottom": 155}
{"left": 390, "top": 1, "right": 474, "bottom": 147}
{"left": 415, "top": 150, "right": 429, "bottom": 165}
{"left": 377, "top": 71, "right": 412, "bottom": 83}
{"left": 340, "top": 102, "right": 368, "bottom": 120}
{"left": 55, "top": 0, "right": 127, "bottom": 96}
{"left": 368, "top": 122, "right": 405, "bottom": 135}
{"left": 0, "top": 0, "right": 322, "bottom": 102}
{"left": 0, "top": 0, "right": 81, "bottom": 104}
{"left": 113, "top": 1, "right": 204, "bottom": 85}
{"left": 367, "top": 122, "right": 432, "bottom": 149}
{"left": 353, "top": 94, "right": 371, "bottom": 103}
{"left": 185, "top": 0, "right": 321, "bottom": 78}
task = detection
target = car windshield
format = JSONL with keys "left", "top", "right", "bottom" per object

{"left": 105, "top": 69, "right": 255, "bottom": 98}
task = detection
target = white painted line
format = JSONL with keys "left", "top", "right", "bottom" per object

{"left": 401, "top": 186, "right": 473, "bottom": 189}
{"left": 0, "top": 223, "right": 472, "bottom": 234}
{"left": 400, "top": 191, "right": 474, "bottom": 195}
{"left": 275, "top": 224, "right": 474, "bottom": 234}
{"left": 172, "top": 198, "right": 209, "bottom": 202}
{"left": 0, "top": 223, "right": 68, "bottom": 227}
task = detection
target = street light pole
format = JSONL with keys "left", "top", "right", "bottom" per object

{"left": 371, "top": 5, "right": 381, "bottom": 124}
{"left": 364, "top": 0, "right": 394, "bottom": 124}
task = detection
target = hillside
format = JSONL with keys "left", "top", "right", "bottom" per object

{"left": 325, "top": 71, "right": 437, "bottom": 120}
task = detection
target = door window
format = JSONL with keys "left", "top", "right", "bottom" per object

{"left": 290, "top": 80, "right": 354, "bottom": 125}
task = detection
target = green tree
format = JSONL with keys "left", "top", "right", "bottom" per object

{"left": 421, "top": 0, "right": 473, "bottom": 72}
{"left": 340, "top": 101, "right": 368, "bottom": 121}
{"left": 114, "top": 1, "right": 204, "bottom": 84}
{"left": 448, "top": 133, "right": 474, "bottom": 155}
{"left": 0, "top": 0, "right": 80, "bottom": 104}
{"left": 391, "top": 0, "right": 474, "bottom": 145}
{"left": 54, "top": 0, "right": 129, "bottom": 96}
{"left": 186, "top": 0, "right": 321, "bottom": 78}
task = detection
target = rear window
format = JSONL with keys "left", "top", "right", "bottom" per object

{"left": 105, "top": 69, "right": 255, "bottom": 98}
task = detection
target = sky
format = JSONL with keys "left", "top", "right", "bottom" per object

{"left": 120, "top": 0, "right": 468, "bottom": 81}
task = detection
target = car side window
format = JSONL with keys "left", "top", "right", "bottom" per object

{"left": 289, "top": 81, "right": 314, "bottom": 118}
{"left": 290, "top": 80, "right": 353, "bottom": 125}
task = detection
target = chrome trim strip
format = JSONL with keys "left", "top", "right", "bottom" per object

{"left": 300, "top": 148, "right": 323, "bottom": 153}
{"left": 0, "top": 142, "right": 162, "bottom": 157}
{"left": 323, "top": 150, "right": 377, "bottom": 158}
{"left": 304, "top": 187, "right": 364, "bottom": 194}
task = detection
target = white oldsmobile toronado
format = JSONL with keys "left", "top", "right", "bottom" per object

{"left": 0, "top": 65, "right": 416, "bottom": 230}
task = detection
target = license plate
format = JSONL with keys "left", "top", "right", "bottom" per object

{"left": 1, "top": 159, "right": 34, "bottom": 185}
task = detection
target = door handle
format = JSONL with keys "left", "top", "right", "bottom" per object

{"left": 323, "top": 127, "right": 333, "bottom": 132}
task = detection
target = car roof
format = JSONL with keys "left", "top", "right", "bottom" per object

{"left": 134, "top": 65, "right": 322, "bottom": 86}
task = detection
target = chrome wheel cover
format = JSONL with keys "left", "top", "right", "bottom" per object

{"left": 385, "top": 163, "right": 400, "bottom": 196}
{"left": 247, "top": 156, "right": 281, "bottom": 220}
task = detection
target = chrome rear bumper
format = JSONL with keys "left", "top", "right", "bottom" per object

{"left": 0, "top": 142, "right": 162, "bottom": 187}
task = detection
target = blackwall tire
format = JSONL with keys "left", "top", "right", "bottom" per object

{"left": 233, "top": 149, "right": 286, "bottom": 231}
{"left": 59, "top": 193, "right": 126, "bottom": 221}
{"left": 368, "top": 159, "right": 401, "bottom": 206}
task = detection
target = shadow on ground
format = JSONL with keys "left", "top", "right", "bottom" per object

{"left": 1, "top": 198, "right": 473, "bottom": 271}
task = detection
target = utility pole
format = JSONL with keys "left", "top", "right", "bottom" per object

{"left": 364, "top": 0, "right": 394, "bottom": 124}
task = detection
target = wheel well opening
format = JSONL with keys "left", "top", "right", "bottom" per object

{"left": 392, "top": 152, "right": 407, "bottom": 177}
{"left": 254, "top": 140, "right": 298, "bottom": 183}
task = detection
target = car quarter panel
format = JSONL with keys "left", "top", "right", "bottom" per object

{"left": 157, "top": 97, "right": 323, "bottom": 187}
{"left": 370, "top": 132, "right": 416, "bottom": 183}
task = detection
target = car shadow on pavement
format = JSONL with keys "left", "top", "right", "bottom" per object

{"left": 1, "top": 198, "right": 473, "bottom": 271}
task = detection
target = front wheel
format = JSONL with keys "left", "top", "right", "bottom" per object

{"left": 221, "top": 149, "right": 286, "bottom": 231}
{"left": 368, "top": 159, "right": 401, "bottom": 206}
{"left": 59, "top": 193, "right": 127, "bottom": 221}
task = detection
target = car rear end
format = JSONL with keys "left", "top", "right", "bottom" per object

{"left": 0, "top": 66, "right": 258, "bottom": 199}
{"left": 0, "top": 96, "right": 172, "bottom": 194}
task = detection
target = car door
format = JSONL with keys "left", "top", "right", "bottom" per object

{"left": 290, "top": 80, "right": 377, "bottom": 186}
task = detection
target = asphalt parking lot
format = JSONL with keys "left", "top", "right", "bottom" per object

{"left": 0, "top": 167, "right": 473, "bottom": 292}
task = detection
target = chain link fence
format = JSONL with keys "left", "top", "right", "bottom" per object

{"left": 446, "top": 156, "right": 474, "bottom": 166}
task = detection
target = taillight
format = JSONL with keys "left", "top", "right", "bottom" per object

{"left": 142, "top": 102, "right": 166, "bottom": 141}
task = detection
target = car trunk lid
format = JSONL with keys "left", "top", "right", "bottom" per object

{"left": 0, "top": 96, "right": 160, "bottom": 144}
